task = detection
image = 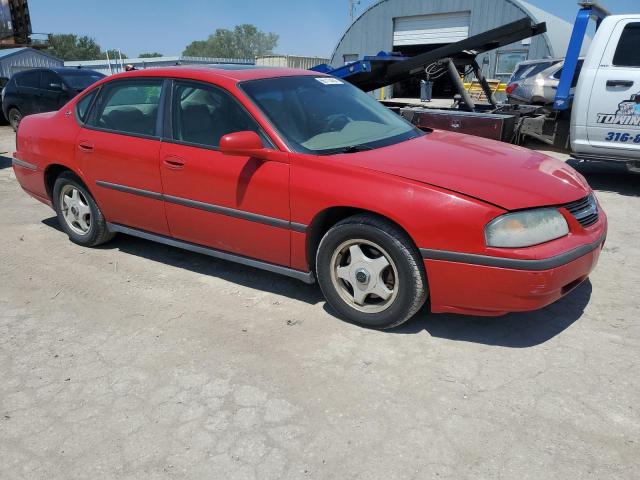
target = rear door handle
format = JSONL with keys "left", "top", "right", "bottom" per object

{"left": 606, "top": 80, "right": 634, "bottom": 88}
{"left": 163, "top": 156, "right": 186, "bottom": 169}
{"left": 78, "top": 141, "right": 94, "bottom": 152}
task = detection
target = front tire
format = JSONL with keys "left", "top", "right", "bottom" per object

{"left": 316, "top": 214, "right": 427, "bottom": 329}
{"left": 52, "top": 172, "right": 114, "bottom": 247}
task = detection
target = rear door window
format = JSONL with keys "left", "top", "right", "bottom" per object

{"left": 40, "top": 71, "right": 62, "bottom": 91}
{"left": 16, "top": 70, "right": 40, "bottom": 88}
{"left": 87, "top": 80, "right": 162, "bottom": 137}
{"left": 613, "top": 22, "right": 640, "bottom": 67}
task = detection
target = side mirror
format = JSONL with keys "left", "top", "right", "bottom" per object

{"left": 219, "top": 131, "right": 288, "bottom": 163}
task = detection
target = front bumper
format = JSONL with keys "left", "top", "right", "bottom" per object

{"left": 422, "top": 217, "right": 607, "bottom": 317}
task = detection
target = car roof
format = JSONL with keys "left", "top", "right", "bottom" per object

{"left": 50, "top": 67, "right": 104, "bottom": 75}
{"left": 515, "top": 58, "right": 561, "bottom": 66}
{"left": 105, "top": 65, "right": 322, "bottom": 84}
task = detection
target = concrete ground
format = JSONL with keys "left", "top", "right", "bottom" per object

{"left": 0, "top": 125, "right": 638, "bottom": 480}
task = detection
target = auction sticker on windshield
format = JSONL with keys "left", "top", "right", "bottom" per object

{"left": 316, "top": 77, "right": 343, "bottom": 85}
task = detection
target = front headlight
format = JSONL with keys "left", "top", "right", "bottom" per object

{"left": 485, "top": 208, "right": 569, "bottom": 248}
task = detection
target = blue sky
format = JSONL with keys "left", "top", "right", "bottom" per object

{"left": 30, "top": 0, "right": 640, "bottom": 59}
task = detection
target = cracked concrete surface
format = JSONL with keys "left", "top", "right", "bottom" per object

{"left": 0, "top": 126, "right": 638, "bottom": 479}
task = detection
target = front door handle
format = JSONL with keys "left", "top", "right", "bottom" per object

{"left": 163, "top": 156, "right": 186, "bottom": 169}
{"left": 606, "top": 80, "right": 634, "bottom": 88}
{"left": 78, "top": 141, "right": 94, "bottom": 152}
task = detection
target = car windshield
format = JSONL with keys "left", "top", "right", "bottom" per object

{"left": 240, "top": 76, "right": 423, "bottom": 154}
{"left": 61, "top": 71, "right": 105, "bottom": 91}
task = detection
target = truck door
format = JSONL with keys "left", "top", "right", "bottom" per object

{"left": 587, "top": 20, "right": 640, "bottom": 158}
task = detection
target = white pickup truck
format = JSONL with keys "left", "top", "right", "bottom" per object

{"left": 570, "top": 12, "right": 640, "bottom": 171}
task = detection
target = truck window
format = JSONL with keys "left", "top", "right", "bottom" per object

{"left": 613, "top": 22, "right": 640, "bottom": 67}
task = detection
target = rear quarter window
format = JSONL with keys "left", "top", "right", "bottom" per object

{"left": 76, "top": 89, "right": 98, "bottom": 124}
{"left": 510, "top": 61, "right": 559, "bottom": 82}
{"left": 552, "top": 60, "right": 584, "bottom": 88}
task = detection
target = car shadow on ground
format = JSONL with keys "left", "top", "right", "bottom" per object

{"left": 0, "top": 153, "right": 12, "bottom": 169}
{"left": 389, "top": 280, "right": 592, "bottom": 347}
{"left": 42, "top": 215, "right": 592, "bottom": 345}
{"left": 568, "top": 160, "right": 640, "bottom": 197}
{"left": 42, "top": 216, "right": 324, "bottom": 305}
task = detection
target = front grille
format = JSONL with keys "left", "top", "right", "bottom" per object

{"left": 563, "top": 194, "right": 599, "bottom": 228}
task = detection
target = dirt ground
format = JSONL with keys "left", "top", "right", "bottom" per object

{"left": 1, "top": 125, "right": 638, "bottom": 480}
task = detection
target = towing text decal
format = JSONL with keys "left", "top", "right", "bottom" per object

{"left": 597, "top": 92, "right": 640, "bottom": 128}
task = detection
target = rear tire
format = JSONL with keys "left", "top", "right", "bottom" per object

{"left": 316, "top": 214, "right": 427, "bottom": 329}
{"left": 8, "top": 107, "right": 21, "bottom": 131}
{"left": 52, "top": 172, "right": 115, "bottom": 247}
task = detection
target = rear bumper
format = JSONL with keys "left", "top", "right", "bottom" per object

{"left": 423, "top": 232, "right": 606, "bottom": 317}
{"left": 12, "top": 153, "right": 52, "bottom": 207}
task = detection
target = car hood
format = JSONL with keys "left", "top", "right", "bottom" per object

{"left": 342, "top": 130, "right": 590, "bottom": 210}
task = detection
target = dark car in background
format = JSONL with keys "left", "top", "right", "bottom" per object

{"left": 2, "top": 67, "right": 105, "bottom": 130}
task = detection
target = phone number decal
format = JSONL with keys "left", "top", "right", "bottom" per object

{"left": 605, "top": 132, "right": 640, "bottom": 143}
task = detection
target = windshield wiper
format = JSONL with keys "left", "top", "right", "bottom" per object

{"left": 341, "top": 144, "right": 374, "bottom": 154}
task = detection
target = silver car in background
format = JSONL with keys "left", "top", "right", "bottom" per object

{"left": 506, "top": 58, "right": 584, "bottom": 106}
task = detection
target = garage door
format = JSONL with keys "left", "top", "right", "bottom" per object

{"left": 393, "top": 12, "right": 471, "bottom": 46}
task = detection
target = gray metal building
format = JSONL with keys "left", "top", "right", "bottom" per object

{"left": 0, "top": 47, "right": 62, "bottom": 78}
{"left": 331, "top": 0, "right": 580, "bottom": 98}
{"left": 256, "top": 54, "right": 329, "bottom": 70}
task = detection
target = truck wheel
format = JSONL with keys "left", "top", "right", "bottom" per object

{"left": 8, "top": 107, "right": 21, "bottom": 131}
{"left": 316, "top": 214, "right": 427, "bottom": 329}
{"left": 52, "top": 172, "right": 114, "bottom": 247}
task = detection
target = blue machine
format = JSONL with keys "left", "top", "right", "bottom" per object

{"left": 553, "top": 1, "right": 610, "bottom": 111}
{"left": 310, "top": 52, "right": 407, "bottom": 92}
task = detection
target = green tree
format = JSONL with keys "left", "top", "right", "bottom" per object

{"left": 103, "top": 49, "right": 128, "bottom": 60}
{"left": 138, "top": 52, "right": 163, "bottom": 58}
{"left": 183, "top": 24, "right": 278, "bottom": 59}
{"left": 47, "top": 34, "right": 102, "bottom": 61}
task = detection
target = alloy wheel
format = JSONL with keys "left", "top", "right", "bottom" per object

{"left": 8, "top": 109, "right": 21, "bottom": 130}
{"left": 329, "top": 238, "right": 399, "bottom": 313}
{"left": 59, "top": 184, "right": 92, "bottom": 235}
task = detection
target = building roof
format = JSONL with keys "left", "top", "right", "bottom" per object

{"left": 331, "top": 0, "right": 584, "bottom": 61}
{"left": 0, "top": 48, "right": 25, "bottom": 58}
{"left": 64, "top": 55, "right": 253, "bottom": 68}
{"left": 0, "top": 47, "right": 63, "bottom": 62}
{"left": 516, "top": 0, "right": 589, "bottom": 57}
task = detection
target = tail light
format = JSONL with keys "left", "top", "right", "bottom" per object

{"left": 506, "top": 83, "right": 518, "bottom": 95}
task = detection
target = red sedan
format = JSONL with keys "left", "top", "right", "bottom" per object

{"left": 11, "top": 66, "right": 606, "bottom": 329}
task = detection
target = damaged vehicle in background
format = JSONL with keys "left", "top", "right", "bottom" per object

{"left": 506, "top": 58, "right": 584, "bottom": 106}
{"left": 2, "top": 67, "right": 104, "bottom": 130}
